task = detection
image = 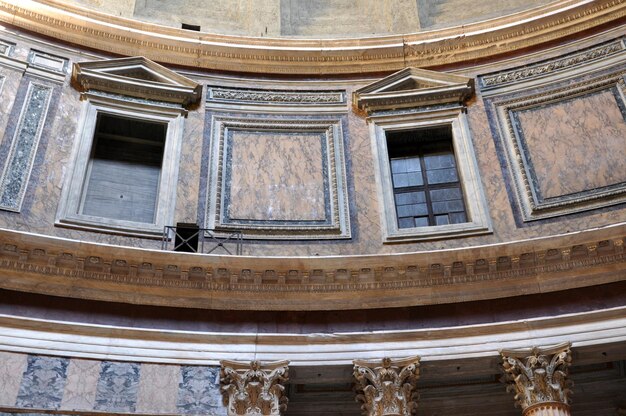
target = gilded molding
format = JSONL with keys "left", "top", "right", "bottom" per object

{"left": 0, "top": 0, "right": 623, "bottom": 74}
{"left": 0, "top": 226, "right": 623, "bottom": 310}
{"left": 353, "top": 356, "right": 420, "bottom": 416}
{"left": 500, "top": 343, "right": 572, "bottom": 413}
{"left": 220, "top": 360, "right": 289, "bottom": 416}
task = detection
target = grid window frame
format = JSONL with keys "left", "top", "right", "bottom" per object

{"left": 369, "top": 106, "right": 492, "bottom": 242}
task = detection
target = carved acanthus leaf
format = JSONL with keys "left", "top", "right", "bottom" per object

{"left": 353, "top": 356, "right": 420, "bottom": 416}
{"left": 500, "top": 343, "right": 573, "bottom": 410}
{"left": 220, "top": 360, "right": 290, "bottom": 416}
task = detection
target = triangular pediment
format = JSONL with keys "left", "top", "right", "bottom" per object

{"left": 353, "top": 67, "right": 474, "bottom": 115}
{"left": 72, "top": 57, "right": 202, "bottom": 109}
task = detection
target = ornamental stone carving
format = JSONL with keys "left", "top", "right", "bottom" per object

{"left": 220, "top": 360, "right": 290, "bottom": 416}
{"left": 353, "top": 356, "right": 421, "bottom": 416}
{"left": 500, "top": 343, "right": 573, "bottom": 415}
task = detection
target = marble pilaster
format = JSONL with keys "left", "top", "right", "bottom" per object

{"left": 500, "top": 343, "right": 573, "bottom": 416}
{"left": 353, "top": 356, "right": 420, "bottom": 416}
{"left": 220, "top": 360, "right": 289, "bottom": 416}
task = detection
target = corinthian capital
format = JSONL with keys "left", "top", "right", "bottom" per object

{"left": 220, "top": 360, "right": 290, "bottom": 416}
{"left": 353, "top": 356, "right": 421, "bottom": 416}
{"left": 500, "top": 342, "right": 573, "bottom": 411}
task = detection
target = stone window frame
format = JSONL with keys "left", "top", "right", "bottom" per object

{"left": 56, "top": 92, "right": 185, "bottom": 237}
{"left": 370, "top": 106, "right": 491, "bottom": 242}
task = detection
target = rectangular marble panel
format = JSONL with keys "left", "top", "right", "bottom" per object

{"left": 136, "top": 363, "right": 180, "bottom": 413}
{"left": 94, "top": 361, "right": 140, "bottom": 413}
{"left": 177, "top": 366, "right": 225, "bottom": 415}
{"left": 0, "top": 82, "right": 53, "bottom": 211}
{"left": 281, "top": 0, "right": 419, "bottom": 36}
{"left": 228, "top": 131, "right": 326, "bottom": 221}
{"left": 15, "top": 355, "right": 69, "bottom": 409}
{"left": 417, "top": 0, "right": 550, "bottom": 29}
{"left": 513, "top": 87, "right": 626, "bottom": 200}
{"left": 60, "top": 358, "right": 100, "bottom": 410}
{"left": 0, "top": 351, "right": 27, "bottom": 406}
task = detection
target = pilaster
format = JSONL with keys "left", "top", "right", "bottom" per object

{"left": 219, "top": 360, "right": 289, "bottom": 416}
{"left": 353, "top": 356, "right": 420, "bottom": 416}
{"left": 500, "top": 343, "right": 573, "bottom": 416}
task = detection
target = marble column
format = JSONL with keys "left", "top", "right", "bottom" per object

{"left": 219, "top": 360, "right": 289, "bottom": 416}
{"left": 353, "top": 356, "right": 421, "bottom": 416}
{"left": 500, "top": 342, "right": 573, "bottom": 416}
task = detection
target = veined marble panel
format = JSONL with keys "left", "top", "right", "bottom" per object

{"left": 0, "top": 351, "right": 27, "bottom": 406}
{"left": 514, "top": 88, "right": 626, "bottom": 200}
{"left": 205, "top": 116, "right": 350, "bottom": 239}
{"left": 60, "top": 358, "right": 100, "bottom": 410}
{"left": 94, "top": 361, "right": 140, "bottom": 412}
{"left": 136, "top": 364, "right": 180, "bottom": 413}
{"left": 229, "top": 131, "right": 326, "bottom": 221}
{"left": 176, "top": 366, "right": 226, "bottom": 415}
{"left": 490, "top": 71, "right": 626, "bottom": 221}
{"left": 15, "top": 355, "right": 69, "bottom": 409}
{"left": 0, "top": 82, "right": 53, "bottom": 212}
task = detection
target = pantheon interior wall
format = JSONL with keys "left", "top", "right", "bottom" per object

{"left": 0, "top": 0, "right": 623, "bottom": 415}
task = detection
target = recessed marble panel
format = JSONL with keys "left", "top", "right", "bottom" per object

{"left": 16, "top": 355, "right": 69, "bottom": 409}
{"left": 229, "top": 130, "right": 326, "bottom": 221}
{"left": 206, "top": 116, "right": 351, "bottom": 239}
{"left": 0, "top": 351, "right": 27, "bottom": 406}
{"left": 492, "top": 74, "right": 626, "bottom": 221}
{"left": 176, "top": 366, "right": 225, "bottom": 415}
{"left": 94, "top": 361, "right": 140, "bottom": 413}
{"left": 0, "top": 82, "right": 53, "bottom": 212}
{"left": 514, "top": 88, "right": 626, "bottom": 200}
{"left": 60, "top": 358, "right": 100, "bottom": 410}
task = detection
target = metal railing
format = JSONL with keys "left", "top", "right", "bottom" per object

{"left": 162, "top": 226, "right": 243, "bottom": 255}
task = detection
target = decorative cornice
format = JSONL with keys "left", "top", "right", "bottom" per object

{"left": 0, "top": 226, "right": 623, "bottom": 311}
{"left": 220, "top": 360, "right": 289, "bottom": 416}
{"left": 500, "top": 343, "right": 573, "bottom": 412}
{"left": 72, "top": 56, "right": 202, "bottom": 109}
{"left": 479, "top": 38, "right": 626, "bottom": 89}
{"left": 353, "top": 68, "right": 474, "bottom": 115}
{"left": 0, "top": 0, "right": 623, "bottom": 74}
{"left": 353, "top": 356, "right": 420, "bottom": 416}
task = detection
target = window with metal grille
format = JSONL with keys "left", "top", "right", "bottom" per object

{"left": 387, "top": 125, "right": 467, "bottom": 229}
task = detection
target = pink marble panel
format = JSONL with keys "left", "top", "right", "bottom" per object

{"left": 136, "top": 363, "right": 180, "bottom": 413}
{"left": 229, "top": 131, "right": 326, "bottom": 221}
{"left": 60, "top": 358, "right": 100, "bottom": 410}
{"left": 0, "top": 351, "right": 27, "bottom": 406}
{"left": 516, "top": 88, "right": 626, "bottom": 199}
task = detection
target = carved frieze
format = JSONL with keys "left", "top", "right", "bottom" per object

{"left": 353, "top": 356, "right": 420, "bottom": 416}
{"left": 480, "top": 38, "right": 625, "bottom": 89}
{"left": 500, "top": 343, "right": 573, "bottom": 413}
{"left": 208, "top": 87, "right": 345, "bottom": 105}
{"left": 0, "top": 0, "right": 623, "bottom": 74}
{"left": 220, "top": 360, "right": 289, "bottom": 416}
{"left": 0, "top": 228, "right": 623, "bottom": 310}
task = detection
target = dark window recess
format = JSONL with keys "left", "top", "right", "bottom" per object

{"left": 173, "top": 222, "right": 200, "bottom": 252}
{"left": 79, "top": 113, "right": 167, "bottom": 223}
{"left": 181, "top": 23, "right": 201, "bottom": 31}
{"left": 387, "top": 126, "right": 467, "bottom": 229}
